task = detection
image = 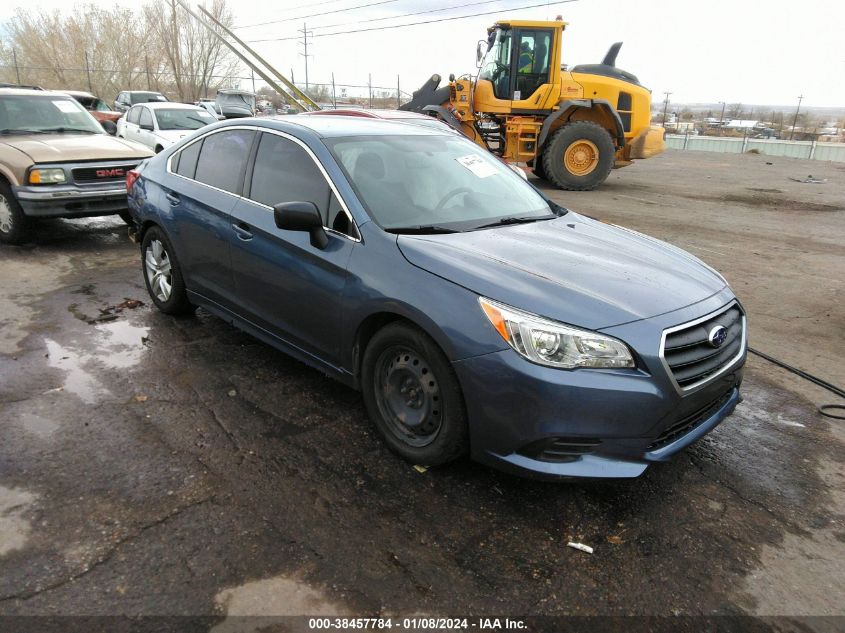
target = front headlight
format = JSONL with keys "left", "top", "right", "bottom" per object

{"left": 29, "top": 168, "right": 66, "bottom": 185}
{"left": 479, "top": 297, "right": 635, "bottom": 369}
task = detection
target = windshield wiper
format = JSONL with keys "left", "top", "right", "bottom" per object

{"left": 386, "top": 225, "right": 460, "bottom": 235}
{"left": 40, "top": 127, "right": 98, "bottom": 134}
{"left": 471, "top": 215, "right": 553, "bottom": 230}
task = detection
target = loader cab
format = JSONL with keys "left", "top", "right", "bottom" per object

{"left": 476, "top": 22, "right": 561, "bottom": 112}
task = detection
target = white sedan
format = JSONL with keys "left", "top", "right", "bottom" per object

{"left": 117, "top": 102, "right": 217, "bottom": 153}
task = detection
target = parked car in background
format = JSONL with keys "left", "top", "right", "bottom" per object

{"left": 63, "top": 90, "right": 122, "bottom": 128}
{"left": 117, "top": 102, "right": 216, "bottom": 153}
{"left": 300, "top": 108, "right": 529, "bottom": 180}
{"left": 0, "top": 87, "right": 152, "bottom": 244}
{"left": 127, "top": 116, "right": 745, "bottom": 479}
{"left": 113, "top": 90, "right": 168, "bottom": 113}
{"left": 215, "top": 89, "right": 256, "bottom": 118}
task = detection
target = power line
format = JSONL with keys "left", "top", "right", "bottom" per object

{"left": 306, "top": 0, "right": 525, "bottom": 33}
{"left": 246, "top": 0, "right": 578, "bottom": 43}
{"left": 234, "top": 0, "right": 402, "bottom": 30}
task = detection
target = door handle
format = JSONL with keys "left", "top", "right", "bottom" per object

{"left": 232, "top": 222, "right": 253, "bottom": 241}
{"left": 165, "top": 192, "right": 180, "bottom": 206}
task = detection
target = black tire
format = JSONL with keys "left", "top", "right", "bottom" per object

{"left": 541, "top": 120, "right": 616, "bottom": 191}
{"left": 532, "top": 154, "right": 547, "bottom": 181}
{"left": 361, "top": 322, "right": 468, "bottom": 466}
{"left": 140, "top": 226, "right": 194, "bottom": 315}
{"left": 0, "top": 181, "right": 32, "bottom": 245}
{"left": 118, "top": 210, "right": 134, "bottom": 225}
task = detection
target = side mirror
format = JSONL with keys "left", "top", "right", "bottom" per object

{"left": 101, "top": 119, "right": 117, "bottom": 135}
{"left": 476, "top": 40, "right": 488, "bottom": 67}
{"left": 273, "top": 201, "right": 328, "bottom": 249}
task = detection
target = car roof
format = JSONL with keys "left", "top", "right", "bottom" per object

{"left": 302, "top": 108, "right": 434, "bottom": 121}
{"left": 135, "top": 102, "right": 204, "bottom": 110}
{"left": 60, "top": 90, "right": 95, "bottom": 99}
{"left": 267, "top": 114, "right": 449, "bottom": 138}
{"left": 0, "top": 88, "right": 74, "bottom": 97}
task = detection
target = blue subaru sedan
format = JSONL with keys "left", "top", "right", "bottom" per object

{"left": 126, "top": 116, "right": 746, "bottom": 479}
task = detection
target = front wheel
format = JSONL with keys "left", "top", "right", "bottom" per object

{"left": 0, "top": 181, "right": 31, "bottom": 245}
{"left": 541, "top": 120, "right": 616, "bottom": 191}
{"left": 361, "top": 323, "right": 468, "bottom": 466}
{"left": 141, "top": 226, "right": 194, "bottom": 315}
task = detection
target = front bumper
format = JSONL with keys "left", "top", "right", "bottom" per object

{"left": 452, "top": 296, "right": 746, "bottom": 479}
{"left": 14, "top": 183, "right": 129, "bottom": 218}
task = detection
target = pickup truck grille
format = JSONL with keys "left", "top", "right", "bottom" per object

{"left": 72, "top": 164, "right": 138, "bottom": 184}
{"left": 662, "top": 304, "right": 745, "bottom": 390}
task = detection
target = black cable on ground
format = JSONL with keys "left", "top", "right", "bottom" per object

{"left": 748, "top": 346, "right": 845, "bottom": 420}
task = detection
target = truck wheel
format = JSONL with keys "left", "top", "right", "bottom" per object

{"left": 361, "top": 322, "right": 468, "bottom": 467}
{"left": 542, "top": 121, "right": 615, "bottom": 191}
{"left": 532, "top": 155, "right": 547, "bottom": 180}
{"left": 0, "top": 181, "right": 31, "bottom": 245}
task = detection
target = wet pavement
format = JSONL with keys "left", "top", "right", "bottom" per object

{"left": 0, "top": 151, "right": 843, "bottom": 630}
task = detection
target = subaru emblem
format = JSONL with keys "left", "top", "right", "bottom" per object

{"left": 708, "top": 325, "right": 728, "bottom": 348}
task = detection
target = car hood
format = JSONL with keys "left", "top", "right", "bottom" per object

{"left": 1, "top": 134, "right": 152, "bottom": 162}
{"left": 396, "top": 213, "right": 727, "bottom": 330}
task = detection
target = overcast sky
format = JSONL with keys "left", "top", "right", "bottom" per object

{"left": 2, "top": 0, "right": 844, "bottom": 108}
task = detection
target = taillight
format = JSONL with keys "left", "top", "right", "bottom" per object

{"left": 126, "top": 169, "right": 140, "bottom": 192}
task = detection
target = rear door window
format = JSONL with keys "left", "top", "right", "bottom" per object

{"left": 175, "top": 139, "right": 203, "bottom": 179}
{"left": 194, "top": 129, "right": 255, "bottom": 194}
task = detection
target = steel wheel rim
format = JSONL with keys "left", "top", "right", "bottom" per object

{"left": 0, "top": 194, "right": 13, "bottom": 234}
{"left": 374, "top": 346, "right": 443, "bottom": 448}
{"left": 564, "top": 139, "right": 600, "bottom": 176}
{"left": 145, "top": 239, "right": 173, "bottom": 302}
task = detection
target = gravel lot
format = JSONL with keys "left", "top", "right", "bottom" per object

{"left": 0, "top": 149, "right": 843, "bottom": 631}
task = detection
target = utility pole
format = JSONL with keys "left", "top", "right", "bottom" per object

{"left": 84, "top": 51, "right": 93, "bottom": 92}
{"left": 145, "top": 55, "right": 152, "bottom": 90}
{"left": 789, "top": 94, "right": 803, "bottom": 140}
{"left": 368, "top": 73, "right": 372, "bottom": 109}
{"left": 12, "top": 49, "right": 21, "bottom": 84}
{"left": 718, "top": 101, "right": 726, "bottom": 136}
{"left": 331, "top": 72, "right": 336, "bottom": 108}
{"left": 662, "top": 91, "right": 671, "bottom": 127}
{"left": 298, "top": 22, "right": 313, "bottom": 91}
{"left": 397, "top": 74, "right": 400, "bottom": 109}
{"left": 251, "top": 69, "right": 256, "bottom": 94}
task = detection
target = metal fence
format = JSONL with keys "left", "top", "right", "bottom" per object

{"left": 666, "top": 134, "right": 845, "bottom": 163}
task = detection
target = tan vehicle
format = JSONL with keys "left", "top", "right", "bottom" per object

{"left": 0, "top": 87, "right": 153, "bottom": 244}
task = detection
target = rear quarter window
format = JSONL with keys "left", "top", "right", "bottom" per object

{"left": 175, "top": 139, "right": 203, "bottom": 179}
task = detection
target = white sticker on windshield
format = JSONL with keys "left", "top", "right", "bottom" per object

{"left": 52, "top": 100, "right": 78, "bottom": 113}
{"left": 455, "top": 154, "right": 499, "bottom": 178}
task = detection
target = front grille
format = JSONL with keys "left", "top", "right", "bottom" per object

{"left": 662, "top": 304, "right": 745, "bottom": 390}
{"left": 648, "top": 389, "right": 733, "bottom": 450}
{"left": 518, "top": 437, "right": 602, "bottom": 463}
{"left": 72, "top": 164, "right": 137, "bottom": 184}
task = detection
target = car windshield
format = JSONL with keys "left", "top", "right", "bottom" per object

{"left": 0, "top": 95, "right": 103, "bottom": 134}
{"left": 132, "top": 92, "right": 167, "bottom": 104}
{"left": 327, "top": 134, "right": 554, "bottom": 231}
{"left": 154, "top": 108, "right": 216, "bottom": 130}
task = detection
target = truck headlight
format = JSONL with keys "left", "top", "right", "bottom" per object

{"left": 479, "top": 297, "right": 635, "bottom": 369}
{"left": 29, "top": 168, "right": 66, "bottom": 184}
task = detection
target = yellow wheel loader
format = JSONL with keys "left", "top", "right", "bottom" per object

{"left": 400, "top": 18, "right": 665, "bottom": 190}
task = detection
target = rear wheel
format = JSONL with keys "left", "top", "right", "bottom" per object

{"left": 542, "top": 120, "right": 616, "bottom": 191}
{"left": 362, "top": 323, "right": 468, "bottom": 467}
{"left": 532, "top": 154, "right": 547, "bottom": 180}
{"left": 141, "top": 226, "right": 194, "bottom": 315}
{"left": 0, "top": 181, "right": 31, "bottom": 245}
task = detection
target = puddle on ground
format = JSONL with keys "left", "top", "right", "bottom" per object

{"left": 211, "top": 575, "right": 346, "bottom": 633}
{"left": 0, "top": 486, "right": 37, "bottom": 557}
{"left": 44, "top": 319, "right": 150, "bottom": 402}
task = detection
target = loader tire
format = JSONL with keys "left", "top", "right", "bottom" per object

{"left": 541, "top": 121, "right": 615, "bottom": 191}
{"left": 532, "top": 155, "right": 547, "bottom": 181}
